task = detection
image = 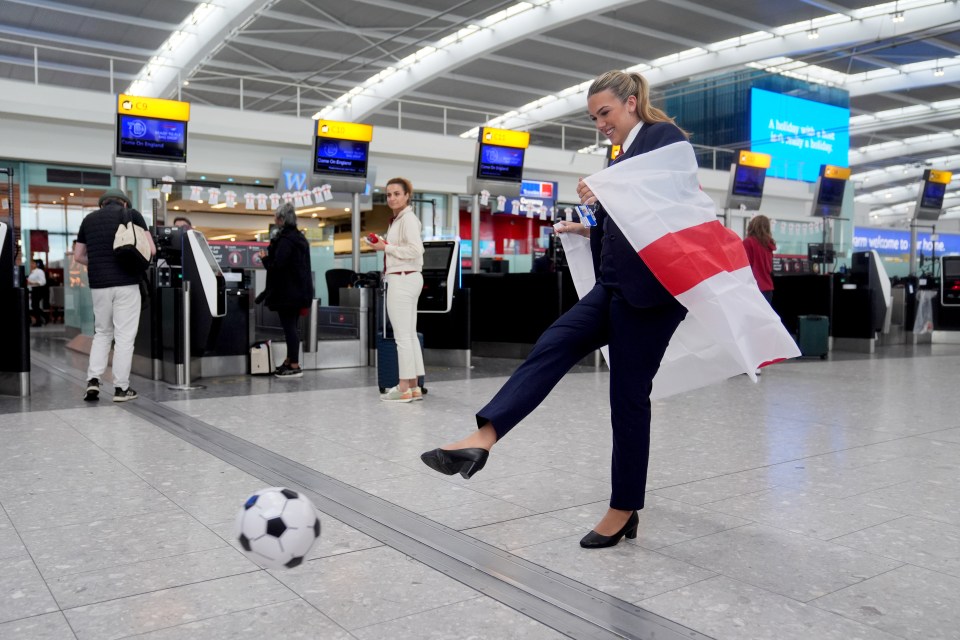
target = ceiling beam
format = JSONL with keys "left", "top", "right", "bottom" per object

{"left": 134, "top": 0, "right": 281, "bottom": 99}
{"left": 320, "top": 0, "right": 645, "bottom": 123}
{"left": 486, "top": 3, "right": 957, "bottom": 133}
{"left": 2, "top": 0, "right": 180, "bottom": 31}
{"left": 0, "top": 24, "right": 155, "bottom": 58}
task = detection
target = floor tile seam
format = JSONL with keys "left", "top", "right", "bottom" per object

{"left": 34, "top": 540, "right": 243, "bottom": 583}
{"left": 820, "top": 515, "right": 960, "bottom": 576}
{"left": 11, "top": 503, "right": 187, "bottom": 536}
{"left": 638, "top": 573, "right": 911, "bottom": 639}
{"left": 671, "top": 503, "right": 911, "bottom": 547}
{"left": 634, "top": 572, "right": 723, "bottom": 607}
{"left": 53, "top": 564, "right": 267, "bottom": 613}
{"left": 635, "top": 522, "right": 757, "bottom": 567}
{"left": 696, "top": 483, "right": 914, "bottom": 515}
{"left": 463, "top": 508, "right": 601, "bottom": 535}
{"left": 341, "top": 593, "right": 489, "bottom": 634}
{"left": 804, "top": 561, "right": 910, "bottom": 607}
{"left": 122, "top": 402, "right": 705, "bottom": 640}
{"left": 59, "top": 572, "right": 302, "bottom": 616}
{"left": 0, "top": 610, "right": 75, "bottom": 633}
{"left": 118, "top": 598, "right": 359, "bottom": 640}
{"left": 31, "top": 354, "right": 712, "bottom": 640}
{"left": 823, "top": 513, "right": 915, "bottom": 546}
{"left": 0, "top": 501, "right": 66, "bottom": 617}
{"left": 802, "top": 603, "right": 912, "bottom": 640}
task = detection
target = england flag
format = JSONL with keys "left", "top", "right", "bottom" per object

{"left": 563, "top": 140, "right": 800, "bottom": 399}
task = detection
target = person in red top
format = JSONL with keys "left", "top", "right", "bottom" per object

{"left": 743, "top": 214, "right": 776, "bottom": 305}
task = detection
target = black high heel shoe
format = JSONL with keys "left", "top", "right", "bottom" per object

{"left": 420, "top": 448, "right": 489, "bottom": 479}
{"left": 579, "top": 510, "right": 639, "bottom": 549}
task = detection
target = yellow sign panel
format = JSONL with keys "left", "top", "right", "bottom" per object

{"left": 481, "top": 127, "right": 530, "bottom": 149}
{"left": 117, "top": 94, "right": 190, "bottom": 121}
{"left": 738, "top": 150, "right": 772, "bottom": 169}
{"left": 316, "top": 120, "right": 373, "bottom": 142}
{"left": 823, "top": 165, "right": 851, "bottom": 180}
{"left": 610, "top": 145, "right": 621, "bottom": 160}
{"left": 928, "top": 169, "right": 953, "bottom": 184}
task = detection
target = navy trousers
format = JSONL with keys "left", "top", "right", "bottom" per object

{"left": 476, "top": 283, "right": 687, "bottom": 510}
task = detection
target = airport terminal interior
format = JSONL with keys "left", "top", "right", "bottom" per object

{"left": 2, "top": 1, "right": 960, "bottom": 639}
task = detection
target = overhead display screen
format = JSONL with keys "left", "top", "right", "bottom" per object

{"left": 816, "top": 177, "right": 847, "bottom": 207}
{"left": 314, "top": 139, "right": 369, "bottom": 177}
{"left": 920, "top": 180, "right": 947, "bottom": 210}
{"left": 116, "top": 115, "right": 187, "bottom": 162}
{"left": 750, "top": 88, "right": 849, "bottom": 183}
{"left": 731, "top": 164, "right": 766, "bottom": 198}
{"left": 477, "top": 143, "right": 524, "bottom": 182}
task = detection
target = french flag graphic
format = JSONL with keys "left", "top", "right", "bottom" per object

{"left": 566, "top": 141, "right": 800, "bottom": 399}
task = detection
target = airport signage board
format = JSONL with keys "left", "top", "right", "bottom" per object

{"left": 520, "top": 180, "right": 556, "bottom": 201}
{"left": 313, "top": 120, "right": 373, "bottom": 178}
{"left": 116, "top": 94, "right": 190, "bottom": 163}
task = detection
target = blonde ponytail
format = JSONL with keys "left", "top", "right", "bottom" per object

{"left": 588, "top": 70, "right": 689, "bottom": 138}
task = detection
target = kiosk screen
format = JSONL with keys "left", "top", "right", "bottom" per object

{"left": 920, "top": 180, "right": 947, "bottom": 210}
{"left": 314, "top": 139, "right": 369, "bottom": 177}
{"left": 477, "top": 143, "right": 524, "bottom": 182}
{"left": 731, "top": 164, "right": 765, "bottom": 198}
{"left": 816, "top": 177, "right": 846, "bottom": 207}
{"left": 423, "top": 243, "right": 454, "bottom": 272}
{"left": 116, "top": 115, "right": 187, "bottom": 161}
{"left": 807, "top": 243, "right": 835, "bottom": 263}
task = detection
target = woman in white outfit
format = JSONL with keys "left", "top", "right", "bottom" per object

{"left": 367, "top": 177, "right": 425, "bottom": 403}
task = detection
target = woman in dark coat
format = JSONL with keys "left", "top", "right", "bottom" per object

{"left": 261, "top": 202, "right": 313, "bottom": 378}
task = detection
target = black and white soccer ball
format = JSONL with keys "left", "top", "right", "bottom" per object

{"left": 234, "top": 487, "right": 321, "bottom": 569}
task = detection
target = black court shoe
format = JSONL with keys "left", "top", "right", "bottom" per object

{"left": 579, "top": 510, "right": 639, "bottom": 549}
{"left": 420, "top": 448, "right": 489, "bottom": 479}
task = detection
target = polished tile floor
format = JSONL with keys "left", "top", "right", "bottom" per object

{"left": 2, "top": 332, "right": 959, "bottom": 639}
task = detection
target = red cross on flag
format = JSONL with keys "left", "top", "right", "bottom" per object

{"left": 567, "top": 141, "right": 800, "bottom": 399}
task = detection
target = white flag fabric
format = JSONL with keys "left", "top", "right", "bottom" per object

{"left": 563, "top": 141, "right": 799, "bottom": 399}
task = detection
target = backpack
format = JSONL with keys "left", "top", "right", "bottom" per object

{"left": 113, "top": 208, "right": 151, "bottom": 273}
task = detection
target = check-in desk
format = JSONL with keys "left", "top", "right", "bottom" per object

{"left": 464, "top": 270, "right": 578, "bottom": 358}
{"left": 133, "top": 228, "right": 247, "bottom": 383}
{"left": 254, "top": 289, "right": 370, "bottom": 370}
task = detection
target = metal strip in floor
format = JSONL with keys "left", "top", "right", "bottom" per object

{"left": 31, "top": 351, "right": 712, "bottom": 640}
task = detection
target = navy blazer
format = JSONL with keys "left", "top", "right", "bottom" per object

{"left": 589, "top": 121, "right": 689, "bottom": 308}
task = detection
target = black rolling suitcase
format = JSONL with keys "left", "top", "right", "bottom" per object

{"left": 376, "top": 282, "right": 426, "bottom": 393}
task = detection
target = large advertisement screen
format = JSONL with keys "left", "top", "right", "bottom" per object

{"left": 116, "top": 115, "right": 187, "bottom": 161}
{"left": 314, "top": 138, "right": 369, "bottom": 177}
{"left": 477, "top": 143, "right": 524, "bottom": 182}
{"left": 750, "top": 88, "right": 849, "bottom": 183}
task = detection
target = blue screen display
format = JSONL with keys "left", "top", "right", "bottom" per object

{"left": 750, "top": 88, "right": 849, "bottom": 183}
{"left": 920, "top": 180, "right": 946, "bottom": 210}
{"left": 477, "top": 144, "right": 524, "bottom": 182}
{"left": 116, "top": 115, "right": 187, "bottom": 161}
{"left": 314, "top": 139, "right": 369, "bottom": 177}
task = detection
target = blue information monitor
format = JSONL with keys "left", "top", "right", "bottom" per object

{"left": 116, "top": 115, "right": 187, "bottom": 161}
{"left": 750, "top": 88, "right": 849, "bottom": 183}
{"left": 477, "top": 143, "right": 524, "bottom": 182}
{"left": 314, "top": 139, "right": 369, "bottom": 178}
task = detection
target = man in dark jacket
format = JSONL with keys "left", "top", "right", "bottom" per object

{"left": 74, "top": 188, "right": 156, "bottom": 402}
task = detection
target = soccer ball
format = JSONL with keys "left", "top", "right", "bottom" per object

{"left": 234, "top": 487, "right": 321, "bottom": 569}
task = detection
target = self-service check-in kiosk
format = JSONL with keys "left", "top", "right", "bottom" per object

{"left": 0, "top": 167, "right": 31, "bottom": 397}
{"left": 419, "top": 240, "right": 459, "bottom": 313}
{"left": 416, "top": 239, "right": 471, "bottom": 367}
{"left": 136, "top": 227, "right": 228, "bottom": 388}
{"left": 941, "top": 256, "right": 960, "bottom": 307}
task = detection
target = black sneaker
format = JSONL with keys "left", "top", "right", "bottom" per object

{"left": 84, "top": 378, "right": 100, "bottom": 402}
{"left": 113, "top": 387, "right": 138, "bottom": 402}
{"left": 275, "top": 363, "right": 304, "bottom": 378}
